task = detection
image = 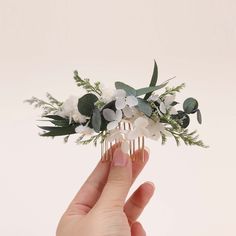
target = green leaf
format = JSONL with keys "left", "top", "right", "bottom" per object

{"left": 181, "top": 114, "right": 190, "bottom": 128}
{"left": 137, "top": 98, "right": 153, "bottom": 117}
{"left": 171, "top": 111, "right": 190, "bottom": 128}
{"left": 197, "top": 109, "right": 202, "bottom": 124}
{"left": 39, "top": 125, "right": 77, "bottom": 136}
{"left": 144, "top": 60, "right": 158, "bottom": 100}
{"left": 78, "top": 93, "right": 98, "bottom": 116}
{"left": 50, "top": 120, "right": 70, "bottom": 127}
{"left": 43, "top": 115, "right": 66, "bottom": 120}
{"left": 136, "top": 81, "right": 169, "bottom": 97}
{"left": 38, "top": 126, "right": 57, "bottom": 131}
{"left": 115, "top": 82, "right": 136, "bottom": 96}
{"left": 92, "top": 108, "right": 102, "bottom": 133}
{"left": 183, "top": 98, "right": 199, "bottom": 114}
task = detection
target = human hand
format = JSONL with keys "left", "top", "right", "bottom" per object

{"left": 56, "top": 145, "right": 155, "bottom": 236}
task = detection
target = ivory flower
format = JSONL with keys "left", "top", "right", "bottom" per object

{"left": 159, "top": 95, "right": 178, "bottom": 115}
{"left": 56, "top": 96, "right": 87, "bottom": 124}
{"left": 103, "top": 108, "right": 122, "bottom": 130}
{"left": 147, "top": 119, "right": 171, "bottom": 141}
{"left": 75, "top": 125, "right": 94, "bottom": 135}
{"left": 114, "top": 89, "right": 138, "bottom": 111}
{"left": 127, "top": 117, "right": 150, "bottom": 140}
{"left": 106, "top": 129, "right": 125, "bottom": 142}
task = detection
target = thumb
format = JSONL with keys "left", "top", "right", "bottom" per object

{"left": 95, "top": 147, "right": 132, "bottom": 209}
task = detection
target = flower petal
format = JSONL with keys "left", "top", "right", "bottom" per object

{"left": 148, "top": 94, "right": 159, "bottom": 101}
{"left": 103, "top": 108, "right": 116, "bottom": 121}
{"left": 126, "top": 95, "right": 138, "bottom": 107}
{"left": 115, "top": 109, "right": 123, "bottom": 121}
{"left": 114, "top": 89, "right": 126, "bottom": 98}
{"left": 159, "top": 102, "right": 167, "bottom": 113}
{"left": 134, "top": 117, "right": 149, "bottom": 128}
{"left": 107, "top": 121, "right": 119, "bottom": 130}
{"left": 164, "top": 95, "right": 176, "bottom": 106}
{"left": 106, "top": 129, "right": 124, "bottom": 142}
{"left": 126, "top": 129, "right": 140, "bottom": 140}
{"left": 75, "top": 125, "right": 94, "bottom": 135}
{"left": 169, "top": 106, "right": 178, "bottom": 115}
{"left": 123, "top": 106, "right": 133, "bottom": 118}
{"left": 115, "top": 98, "right": 126, "bottom": 110}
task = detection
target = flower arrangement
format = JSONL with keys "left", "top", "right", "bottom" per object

{"left": 25, "top": 61, "right": 207, "bottom": 152}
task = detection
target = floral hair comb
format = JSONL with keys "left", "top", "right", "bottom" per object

{"left": 25, "top": 61, "right": 207, "bottom": 161}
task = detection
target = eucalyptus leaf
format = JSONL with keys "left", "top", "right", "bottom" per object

{"left": 78, "top": 93, "right": 98, "bottom": 116}
{"left": 92, "top": 108, "right": 102, "bottom": 133}
{"left": 115, "top": 82, "right": 136, "bottom": 96}
{"left": 137, "top": 98, "right": 153, "bottom": 117}
{"left": 183, "top": 98, "right": 198, "bottom": 114}
{"left": 136, "top": 81, "right": 169, "bottom": 97}
{"left": 181, "top": 114, "right": 190, "bottom": 128}
{"left": 197, "top": 109, "right": 202, "bottom": 124}
{"left": 144, "top": 60, "right": 158, "bottom": 100}
{"left": 172, "top": 111, "right": 190, "bottom": 128}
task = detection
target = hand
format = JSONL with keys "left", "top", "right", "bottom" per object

{"left": 56, "top": 145, "right": 155, "bottom": 236}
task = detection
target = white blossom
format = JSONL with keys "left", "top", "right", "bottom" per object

{"left": 147, "top": 119, "right": 171, "bottom": 141}
{"left": 99, "top": 83, "right": 116, "bottom": 103}
{"left": 114, "top": 89, "right": 138, "bottom": 112}
{"left": 159, "top": 95, "right": 178, "bottom": 115}
{"left": 126, "top": 117, "right": 150, "bottom": 140}
{"left": 103, "top": 108, "right": 122, "bottom": 130}
{"left": 56, "top": 96, "right": 87, "bottom": 124}
{"left": 105, "top": 128, "right": 125, "bottom": 142}
{"left": 75, "top": 125, "right": 94, "bottom": 135}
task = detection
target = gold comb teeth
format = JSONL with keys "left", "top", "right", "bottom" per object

{"left": 101, "top": 121, "right": 145, "bottom": 162}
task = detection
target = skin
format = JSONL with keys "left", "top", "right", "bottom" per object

{"left": 56, "top": 145, "right": 155, "bottom": 236}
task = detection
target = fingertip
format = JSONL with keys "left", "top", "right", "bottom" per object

{"left": 141, "top": 181, "right": 156, "bottom": 196}
{"left": 131, "top": 221, "right": 146, "bottom": 236}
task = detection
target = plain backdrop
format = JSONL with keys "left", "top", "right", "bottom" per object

{"left": 0, "top": 0, "right": 236, "bottom": 235}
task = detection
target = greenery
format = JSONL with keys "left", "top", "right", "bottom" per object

{"left": 159, "top": 83, "right": 185, "bottom": 99}
{"left": 167, "top": 128, "right": 208, "bottom": 148}
{"left": 77, "top": 93, "right": 98, "bottom": 116}
{"left": 144, "top": 60, "right": 158, "bottom": 100}
{"left": 25, "top": 61, "right": 207, "bottom": 148}
{"left": 74, "top": 71, "right": 102, "bottom": 96}
{"left": 24, "top": 94, "right": 62, "bottom": 116}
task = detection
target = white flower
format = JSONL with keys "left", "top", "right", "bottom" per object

{"left": 126, "top": 117, "right": 150, "bottom": 140}
{"left": 56, "top": 96, "right": 87, "bottom": 124}
{"left": 99, "top": 83, "right": 116, "bottom": 103}
{"left": 114, "top": 89, "right": 138, "bottom": 113}
{"left": 159, "top": 95, "right": 178, "bottom": 115}
{"left": 148, "top": 94, "right": 161, "bottom": 103}
{"left": 147, "top": 119, "right": 171, "bottom": 141}
{"left": 103, "top": 108, "right": 122, "bottom": 130}
{"left": 75, "top": 125, "right": 94, "bottom": 135}
{"left": 105, "top": 129, "right": 125, "bottom": 142}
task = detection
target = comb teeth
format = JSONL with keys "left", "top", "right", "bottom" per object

{"left": 101, "top": 121, "right": 145, "bottom": 162}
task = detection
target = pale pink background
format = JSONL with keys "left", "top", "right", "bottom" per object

{"left": 0, "top": 1, "right": 236, "bottom": 235}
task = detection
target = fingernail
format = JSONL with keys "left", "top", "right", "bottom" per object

{"left": 113, "top": 148, "right": 129, "bottom": 167}
{"left": 145, "top": 181, "right": 155, "bottom": 190}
